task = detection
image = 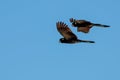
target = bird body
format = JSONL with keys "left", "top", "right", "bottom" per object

{"left": 56, "top": 22, "right": 95, "bottom": 44}
{"left": 70, "top": 18, "right": 110, "bottom": 33}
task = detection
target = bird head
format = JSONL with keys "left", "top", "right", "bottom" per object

{"left": 59, "top": 38, "right": 66, "bottom": 43}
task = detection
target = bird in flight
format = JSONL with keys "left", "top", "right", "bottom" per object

{"left": 56, "top": 22, "right": 95, "bottom": 44}
{"left": 70, "top": 18, "right": 110, "bottom": 33}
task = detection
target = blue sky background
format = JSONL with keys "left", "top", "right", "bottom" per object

{"left": 0, "top": 0, "right": 120, "bottom": 80}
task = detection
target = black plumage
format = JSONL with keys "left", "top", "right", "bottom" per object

{"left": 70, "top": 18, "right": 110, "bottom": 33}
{"left": 56, "top": 22, "right": 95, "bottom": 44}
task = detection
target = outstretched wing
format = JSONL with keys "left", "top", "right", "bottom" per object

{"left": 77, "top": 27, "right": 91, "bottom": 33}
{"left": 77, "top": 21, "right": 92, "bottom": 33}
{"left": 56, "top": 22, "right": 77, "bottom": 40}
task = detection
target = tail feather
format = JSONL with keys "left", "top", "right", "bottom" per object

{"left": 78, "top": 40, "right": 95, "bottom": 43}
{"left": 93, "top": 23, "right": 110, "bottom": 27}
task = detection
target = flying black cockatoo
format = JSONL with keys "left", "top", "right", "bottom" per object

{"left": 56, "top": 22, "right": 95, "bottom": 44}
{"left": 70, "top": 18, "right": 110, "bottom": 33}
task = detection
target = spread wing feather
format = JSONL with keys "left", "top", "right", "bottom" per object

{"left": 77, "top": 21, "right": 92, "bottom": 33}
{"left": 56, "top": 22, "right": 77, "bottom": 40}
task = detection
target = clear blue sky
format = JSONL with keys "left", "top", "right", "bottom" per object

{"left": 0, "top": 0, "right": 120, "bottom": 80}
